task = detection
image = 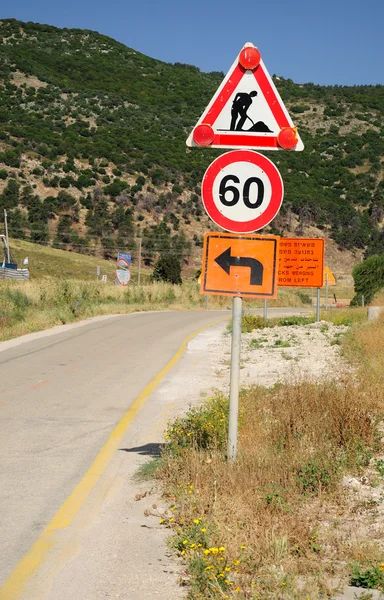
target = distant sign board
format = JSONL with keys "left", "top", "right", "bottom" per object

{"left": 324, "top": 266, "right": 336, "bottom": 286}
{"left": 278, "top": 238, "right": 324, "bottom": 288}
{"left": 115, "top": 252, "right": 132, "bottom": 286}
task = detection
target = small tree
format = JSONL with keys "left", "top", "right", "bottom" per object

{"left": 152, "top": 253, "right": 182, "bottom": 284}
{"left": 351, "top": 255, "right": 384, "bottom": 305}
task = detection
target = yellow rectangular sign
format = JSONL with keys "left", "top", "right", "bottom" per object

{"left": 201, "top": 232, "right": 279, "bottom": 299}
{"left": 278, "top": 238, "right": 324, "bottom": 288}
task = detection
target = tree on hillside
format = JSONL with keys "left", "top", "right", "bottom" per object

{"left": 152, "top": 252, "right": 182, "bottom": 285}
{"left": 0, "top": 178, "right": 19, "bottom": 209}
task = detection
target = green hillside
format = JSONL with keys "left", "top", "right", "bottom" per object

{"left": 8, "top": 237, "right": 149, "bottom": 281}
{"left": 0, "top": 17, "right": 383, "bottom": 268}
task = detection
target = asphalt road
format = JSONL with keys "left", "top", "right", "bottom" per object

{"left": 0, "top": 307, "right": 311, "bottom": 597}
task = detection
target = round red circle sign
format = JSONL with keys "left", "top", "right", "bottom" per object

{"left": 115, "top": 257, "right": 131, "bottom": 285}
{"left": 201, "top": 150, "right": 284, "bottom": 233}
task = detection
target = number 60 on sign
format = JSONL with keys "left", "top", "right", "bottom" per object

{"left": 201, "top": 150, "right": 284, "bottom": 234}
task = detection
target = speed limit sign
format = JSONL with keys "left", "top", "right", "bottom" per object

{"left": 201, "top": 150, "right": 284, "bottom": 233}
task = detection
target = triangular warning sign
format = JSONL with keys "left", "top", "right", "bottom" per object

{"left": 324, "top": 266, "right": 336, "bottom": 286}
{"left": 186, "top": 43, "right": 304, "bottom": 152}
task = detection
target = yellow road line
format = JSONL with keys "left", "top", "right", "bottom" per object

{"left": 0, "top": 318, "right": 224, "bottom": 600}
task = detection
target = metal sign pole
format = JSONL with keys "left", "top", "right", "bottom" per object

{"left": 228, "top": 296, "right": 242, "bottom": 462}
{"left": 263, "top": 298, "right": 268, "bottom": 320}
{"left": 325, "top": 273, "right": 329, "bottom": 310}
{"left": 316, "top": 288, "right": 321, "bottom": 322}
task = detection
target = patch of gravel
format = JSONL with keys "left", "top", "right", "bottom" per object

{"left": 203, "top": 321, "right": 350, "bottom": 390}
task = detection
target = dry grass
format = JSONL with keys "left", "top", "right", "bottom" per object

{"left": 372, "top": 292, "right": 384, "bottom": 307}
{"left": 157, "top": 314, "right": 384, "bottom": 599}
{"left": 0, "top": 279, "right": 310, "bottom": 341}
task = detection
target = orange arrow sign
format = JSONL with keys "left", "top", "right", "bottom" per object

{"left": 200, "top": 232, "right": 279, "bottom": 299}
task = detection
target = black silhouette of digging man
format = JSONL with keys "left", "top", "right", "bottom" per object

{"left": 229, "top": 90, "right": 273, "bottom": 132}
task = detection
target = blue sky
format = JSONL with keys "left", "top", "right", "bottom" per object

{"left": 1, "top": 0, "right": 383, "bottom": 86}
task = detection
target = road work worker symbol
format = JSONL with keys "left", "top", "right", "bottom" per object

{"left": 230, "top": 91, "right": 272, "bottom": 133}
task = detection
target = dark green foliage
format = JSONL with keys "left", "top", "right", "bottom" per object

{"left": 351, "top": 255, "right": 384, "bottom": 305}
{"left": 0, "top": 178, "right": 19, "bottom": 209}
{"left": 350, "top": 563, "right": 384, "bottom": 590}
{"left": 7, "top": 208, "right": 27, "bottom": 239}
{"left": 152, "top": 253, "right": 182, "bottom": 284}
{"left": 56, "top": 215, "right": 73, "bottom": 245}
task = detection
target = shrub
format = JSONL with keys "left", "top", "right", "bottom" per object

{"left": 152, "top": 253, "right": 182, "bottom": 285}
{"left": 165, "top": 394, "right": 229, "bottom": 454}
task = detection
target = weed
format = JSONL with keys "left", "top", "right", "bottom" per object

{"left": 296, "top": 456, "right": 337, "bottom": 494}
{"left": 281, "top": 351, "right": 292, "bottom": 360}
{"left": 241, "top": 314, "right": 267, "bottom": 332}
{"left": 237, "top": 314, "right": 316, "bottom": 333}
{"left": 0, "top": 286, "right": 31, "bottom": 326}
{"left": 134, "top": 457, "right": 162, "bottom": 481}
{"left": 331, "top": 332, "right": 343, "bottom": 345}
{"left": 375, "top": 459, "right": 384, "bottom": 477}
{"left": 277, "top": 315, "right": 315, "bottom": 326}
{"left": 263, "top": 486, "right": 291, "bottom": 512}
{"left": 164, "top": 394, "right": 229, "bottom": 454}
{"left": 350, "top": 562, "right": 384, "bottom": 590}
{"left": 273, "top": 339, "right": 291, "bottom": 347}
{"left": 249, "top": 337, "right": 266, "bottom": 348}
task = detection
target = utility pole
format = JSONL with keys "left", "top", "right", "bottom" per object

{"left": 137, "top": 238, "right": 142, "bottom": 285}
{"left": 4, "top": 209, "right": 10, "bottom": 263}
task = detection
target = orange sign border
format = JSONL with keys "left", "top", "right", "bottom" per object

{"left": 201, "top": 232, "right": 279, "bottom": 299}
{"left": 278, "top": 237, "right": 325, "bottom": 288}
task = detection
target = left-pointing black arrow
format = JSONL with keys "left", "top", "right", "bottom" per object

{"left": 214, "top": 247, "right": 263, "bottom": 285}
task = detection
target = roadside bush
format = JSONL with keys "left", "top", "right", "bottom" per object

{"left": 0, "top": 286, "right": 31, "bottom": 326}
{"left": 165, "top": 394, "right": 229, "bottom": 454}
